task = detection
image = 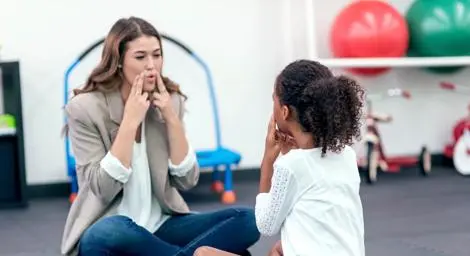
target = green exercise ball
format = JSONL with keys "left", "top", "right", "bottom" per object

{"left": 406, "top": 0, "right": 470, "bottom": 74}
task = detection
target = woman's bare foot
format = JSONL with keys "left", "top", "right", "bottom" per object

{"left": 194, "top": 246, "right": 240, "bottom": 256}
{"left": 268, "top": 240, "right": 283, "bottom": 256}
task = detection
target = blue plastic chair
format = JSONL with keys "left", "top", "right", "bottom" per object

{"left": 64, "top": 35, "right": 242, "bottom": 204}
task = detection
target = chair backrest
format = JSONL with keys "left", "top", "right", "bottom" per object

{"left": 162, "top": 36, "right": 222, "bottom": 148}
{"left": 63, "top": 39, "right": 105, "bottom": 172}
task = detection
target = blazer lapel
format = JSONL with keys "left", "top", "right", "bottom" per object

{"left": 104, "top": 89, "right": 124, "bottom": 143}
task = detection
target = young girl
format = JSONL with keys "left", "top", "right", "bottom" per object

{"left": 195, "top": 60, "right": 366, "bottom": 256}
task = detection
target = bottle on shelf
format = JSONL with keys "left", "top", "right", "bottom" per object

{"left": 0, "top": 114, "right": 16, "bottom": 136}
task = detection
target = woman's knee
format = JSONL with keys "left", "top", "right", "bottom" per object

{"left": 79, "top": 215, "right": 134, "bottom": 251}
{"left": 230, "top": 207, "right": 261, "bottom": 246}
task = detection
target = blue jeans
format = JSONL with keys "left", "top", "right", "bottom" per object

{"left": 78, "top": 207, "right": 260, "bottom": 256}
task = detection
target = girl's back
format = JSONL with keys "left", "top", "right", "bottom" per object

{"left": 252, "top": 59, "right": 366, "bottom": 256}
{"left": 277, "top": 146, "right": 364, "bottom": 256}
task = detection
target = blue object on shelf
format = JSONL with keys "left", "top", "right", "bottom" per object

{"left": 64, "top": 34, "right": 241, "bottom": 203}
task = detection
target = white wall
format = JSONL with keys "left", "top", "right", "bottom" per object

{"left": 286, "top": 0, "right": 470, "bottom": 159}
{"left": 1, "top": 0, "right": 468, "bottom": 185}
{"left": 0, "top": 0, "right": 286, "bottom": 185}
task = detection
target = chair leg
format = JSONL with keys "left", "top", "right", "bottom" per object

{"left": 69, "top": 174, "right": 78, "bottom": 203}
{"left": 221, "top": 164, "right": 236, "bottom": 204}
{"left": 211, "top": 165, "right": 224, "bottom": 193}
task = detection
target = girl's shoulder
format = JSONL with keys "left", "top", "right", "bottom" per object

{"left": 274, "top": 148, "right": 319, "bottom": 172}
{"left": 277, "top": 147, "right": 322, "bottom": 162}
{"left": 275, "top": 146, "right": 356, "bottom": 172}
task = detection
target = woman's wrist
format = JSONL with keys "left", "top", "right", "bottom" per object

{"left": 164, "top": 110, "right": 180, "bottom": 126}
{"left": 121, "top": 116, "right": 140, "bottom": 132}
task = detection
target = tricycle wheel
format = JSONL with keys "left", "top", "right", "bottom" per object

{"left": 418, "top": 146, "right": 431, "bottom": 176}
{"left": 365, "top": 142, "right": 379, "bottom": 184}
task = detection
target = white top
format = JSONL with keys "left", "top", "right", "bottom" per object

{"left": 99, "top": 121, "right": 197, "bottom": 233}
{"left": 255, "top": 146, "right": 365, "bottom": 256}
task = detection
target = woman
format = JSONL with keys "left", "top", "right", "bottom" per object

{"left": 61, "top": 16, "right": 260, "bottom": 256}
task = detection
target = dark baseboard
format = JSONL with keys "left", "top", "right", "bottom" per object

{"left": 26, "top": 153, "right": 452, "bottom": 199}
{"left": 430, "top": 153, "right": 450, "bottom": 167}
{"left": 27, "top": 182, "right": 72, "bottom": 199}
{"left": 26, "top": 168, "right": 261, "bottom": 199}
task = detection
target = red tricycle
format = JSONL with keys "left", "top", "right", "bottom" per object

{"left": 358, "top": 89, "right": 432, "bottom": 184}
{"left": 439, "top": 82, "right": 470, "bottom": 175}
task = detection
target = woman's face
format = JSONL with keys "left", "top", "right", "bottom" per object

{"left": 122, "top": 35, "right": 163, "bottom": 92}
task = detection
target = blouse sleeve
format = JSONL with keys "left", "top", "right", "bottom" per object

{"left": 100, "top": 152, "right": 132, "bottom": 183}
{"left": 255, "top": 162, "right": 298, "bottom": 236}
{"left": 168, "top": 144, "right": 198, "bottom": 177}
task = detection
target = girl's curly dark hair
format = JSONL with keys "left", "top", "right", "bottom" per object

{"left": 276, "top": 60, "right": 365, "bottom": 156}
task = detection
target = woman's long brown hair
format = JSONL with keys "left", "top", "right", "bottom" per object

{"left": 63, "top": 17, "right": 186, "bottom": 136}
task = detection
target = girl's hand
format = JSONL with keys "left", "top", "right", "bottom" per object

{"left": 275, "top": 130, "right": 298, "bottom": 155}
{"left": 122, "top": 72, "right": 150, "bottom": 128}
{"left": 264, "top": 115, "right": 281, "bottom": 161}
{"left": 152, "top": 72, "right": 176, "bottom": 120}
{"left": 264, "top": 115, "right": 298, "bottom": 161}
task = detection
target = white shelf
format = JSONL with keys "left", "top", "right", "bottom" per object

{"left": 0, "top": 127, "right": 16, "bottom": 136}
{"left": 313, "top": 57, "right": 470, "bottom": 68}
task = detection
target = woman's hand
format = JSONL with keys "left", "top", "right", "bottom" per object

{"left": 152, "top": 72, "right": 177, "bottom": 121}
{"left": 122, "top": 72, "right": 150, "bottom": 128}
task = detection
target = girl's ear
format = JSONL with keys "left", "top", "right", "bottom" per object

{"left": 281, "top": 105, "right": 290, "bottom": 121}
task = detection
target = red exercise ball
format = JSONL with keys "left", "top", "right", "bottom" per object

{"left": 330, "top": 0, "right": 409, "bottom": 76}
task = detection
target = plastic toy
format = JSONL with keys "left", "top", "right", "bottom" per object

{"left": 64, "top": 35, "right": 242, "bottom": 204}
{"left": 439, "top": 82, "right": 470, "bottom": 175}
{"left": 358, "top": 88, "right": 431, "bottom": 184}
{"left": 0, "top": 114, "right": 15, "bottom": 128}
{"left": 330, "top": 0, "right": 408, "bottom": 76}
{"left": 406, "top": 0, "right": 470, "bottom": 74}
{"left": 442, "top": 104, "right": 470, "bottom": 160}
{"left": 0, "top": 114, "right": 16, "bottom": 136}
{"left": 453, "top": 129, "right": 470, "bottom": 176}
